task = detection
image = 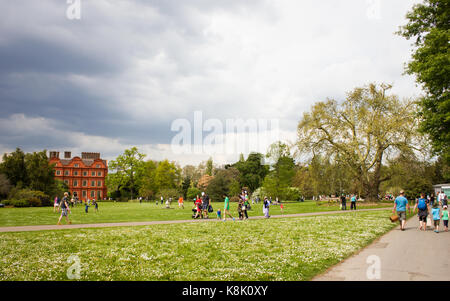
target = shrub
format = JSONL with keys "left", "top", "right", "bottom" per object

{"left": 10, "top": 199, "right": 31, "bottom": 207}
{"left": 28, "top": 197, "right": 42, "bottom": 207}
{"left": 230, "top": 196, "right": 240, "bottom": 203}
{"left": 8, "top": 189, "right": 50, "bottom": 207}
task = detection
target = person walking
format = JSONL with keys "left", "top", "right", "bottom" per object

{"left": 93, "top": 199, "right": 99, "bottom": 212}
{"left": 53, "top": 195, "right": 60, "bottom": 213}
{"left": 178, "top": 196, "right": 184, "bottom": 209}
{"left": 242, "top": 197, "right": 249, "bottom": 219}
{"left": 413, "top": 193, "right": 429, "bottom": 231}
{"left": 57, "top": 193, "right": 71, "bottom": 225}
{"left": 340, "top": 194, "right": 347, "bottom": 211}
{"left": 222, "top": 194, "right": 234, "bottom": 221}
{"left": 263, "top": 197, "right": 270, "bottom": 218}
{"left": 202, "top": 193, "right": 210, "bottom": 219}
{"left": 431, "top": 202, "right": 441, "bottom": 233}
{"left": 350, "top": 194, "right": 357, "bottom": 210}
{"left": 393, "top": 190, "right": 410, "bottom": 231}
{"left": 442, "top": 205, "right": 448, "bottom": 232}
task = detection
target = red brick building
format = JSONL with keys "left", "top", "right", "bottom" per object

{"left": 49, "top": 151, "right": 108, "bottom": 200}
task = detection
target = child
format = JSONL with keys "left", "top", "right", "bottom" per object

{"left": 442, "top": 205, "right": 448, "bottom": 232}
{"left": 216, "top": 208, "right": 222, "bottom": 220}
{"left": 432, "top": 202, "right": 441, "bottom": 233}
{"left": 280, "top": 202, "right": 284, "bottom": 215}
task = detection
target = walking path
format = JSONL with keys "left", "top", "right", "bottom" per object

{"left": 313, "top": 216, "right": 450, "bottom": 281}
{"left": 0, "top": 208, "right": 389, "bottom": 233}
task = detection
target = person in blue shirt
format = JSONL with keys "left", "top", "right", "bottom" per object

{"left": 431, "top": 202, "right": 441, "bottom": 233}
{"left": 393, "top": 190, "right": 410, "bottom": 231}
{"left": 350, "top": 194, "right": 357, "bottom": 210}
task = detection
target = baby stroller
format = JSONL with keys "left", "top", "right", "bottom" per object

{"left": 192, "top": 208, "right": 201, "bottom": 219}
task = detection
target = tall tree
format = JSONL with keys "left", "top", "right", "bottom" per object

{"left": 25, "top": 150, "right": 56, "bottom": 194}
{"left": 154, "top": 160, "right": 181, "bottom": 192}
{"left": 297, "top": 84, "right": 421, "bottom": 201}
{"left": 108, "top": 147, "right": 146, "bottom": 200}
{"left": 0, "top": 148, "right": 28, "bottom": 187}
{"left": 397, "top": 0, "right": 450, "bottom": 162}
{"left": 232, "top": 152, "right": 269, "bottom": 192}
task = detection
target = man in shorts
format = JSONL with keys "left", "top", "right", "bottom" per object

{"left": 393, "top": 190, "right": 410, "bottom": 231}
{"left": 57, "top": 192, "right": 72, "bottom": 225}
{"left": 413, "top": 193, "right": 429, "bottom": 231}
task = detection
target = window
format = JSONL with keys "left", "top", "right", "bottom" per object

{"left": 97, "top": 191, "right": 102, "bottom": 199}
{"left": 64, "top": 180, "right": 69, "bottom": 185}
{"left": 91, "top": 171, "right": 96, "bottom": 177}
{"left": 64, "top": 170, "right": 70, "bottom": 176}
{"left": 83, "top": 171, "right": 88, "bottom": 177}
{"left": 74, "top": 171, "right": 79, "bottom": 176}
{"left": 97, "top": 181, "right": 102, "bottom": 187}
{"left": 82, "top": 190, "right": 87, "bottom": 197}
{"left": 90, "top": 190, "right": 95, "bottom": 198}
{"left": 91, "top": 181, "right": 96, "bottom": 187}
{"left": 97, "top": 171, "right": 102, "bottom": 177}
{"left": 96, "top": 164, "right": 101, "bottom": 168}
{"left": 82, "top": 180, "right": 87, "bottom": 187}
{"left": 74, "top": 164, "right": 79, "bottom": 167}
{"left": 73, "top": 180, "right": 78, "bottom": 187}
{"left": 56, "top": 170, "right": 61, "bottom": 176}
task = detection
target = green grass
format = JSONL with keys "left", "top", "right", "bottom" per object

{"left": 0, "top": 210, "right": 397, "bottom": 281}
{"left": 0, "top": 200, "right": 392, "bottom": 227}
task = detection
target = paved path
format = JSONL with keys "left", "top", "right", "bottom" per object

{"left": 0, "top": 208, "right": 389, "bottom": 233}
{"left": 314, "top": 215, "right": 450, "bottom": 281}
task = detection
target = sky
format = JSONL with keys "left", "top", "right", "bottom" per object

{"left": 0, "top": 0, "right": 424, "bottom": 166}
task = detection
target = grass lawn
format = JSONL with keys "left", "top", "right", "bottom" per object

{"left": 0, "top": 210, "right": 397, "bottom": 281}
{"left": 0, "top": 200, "right": 392, "bottom": 227}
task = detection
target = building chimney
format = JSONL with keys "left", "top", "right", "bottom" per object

{"left": 82, "top": 152, "right": 101, "bottom": 159}
{"left": 64, "top": 151, "right": 71, "bottom": 159}
{"left": 49, "top": 151, "right": 59, "bottom": 159}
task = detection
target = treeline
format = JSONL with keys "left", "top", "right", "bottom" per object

{"left": 0, "top": 148, "right": 67, "bottom": 206}
{"left": 109, "top": 84, "right": 449, "bottom": 203}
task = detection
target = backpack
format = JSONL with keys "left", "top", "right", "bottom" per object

{"left": 208, "top": 204, "right": 213, "bottom": 213}
{"left": 418, "top": 198, "right": 427, "bottom": 210}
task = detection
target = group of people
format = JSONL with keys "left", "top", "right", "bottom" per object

{"left": 339, "top": 194, "right": 359, "bottom": 210}
{"left": 393, "top": 190, "right": 448, "bottom": 232}
{"left": 54, "top": 192, "right": 99, "bottom": 225}
{"left": 191, "top": 192, "right": 212, "bottom": 219}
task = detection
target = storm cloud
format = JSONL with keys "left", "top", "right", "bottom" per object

{"left": 0, "top": 0, "right": 423, "bottom": 165}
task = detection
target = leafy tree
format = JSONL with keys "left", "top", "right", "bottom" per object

{"left": 108, "top": 147, "right": 146, "bottom": 200}
{"left": 397, "top": 0, "right": 450, "bottom": 162}
{"left": 206, "top": 168, "right": 240, "bottom": 202}
{"left": 232, "top": 152, "right": 269, "bottom": 192}
{"left": 25, "top": 150, "right": 56, "bottom": 195}
{"left": 187, "top": 186, "right": 201, "bottom": 201}
{"left": 154, "top": 160, "right": 181, "bottom": 192}
{"left": 206, "top": 157, "right": 214, "bottom": 176}
{"left": 139, "top": 160, "right": 158, "bottom": 199}
{"left": 0, "top": 148, "right": 28, "bottom": 187}
{"left": 297, "top": 84, "right": 422, "bottom": 201}
{"left": 181, "top": 176, "right": 191, "bottom": 199}
{"left": 0, "top": 173, "right": 12, "bottom": 199}
{"left": 262, "top": 142, "right": 296, "bottom": 200}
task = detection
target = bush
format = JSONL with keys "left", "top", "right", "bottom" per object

{"left": 28, "top": 197, "right": 42, "bottom": 207}
{"left": 186, "top": 187, "right": 202, "bottom": 201}
{"left": 8, "top": 188, "right": 50, "bottom": 207}
{"left": 8, "top": 199, "right": 31, "bottom": 207}
{"left": 230, "top": 196, "right": 240, "bottom": 203}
